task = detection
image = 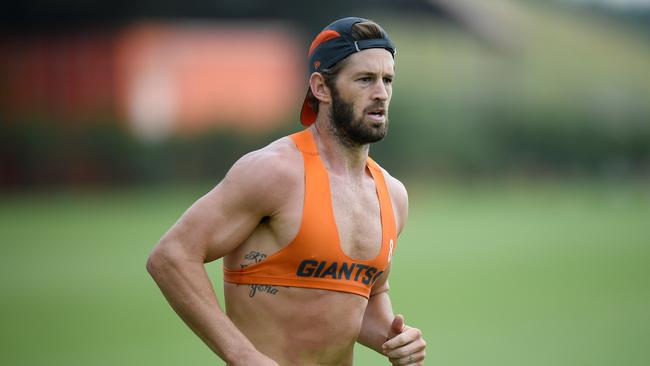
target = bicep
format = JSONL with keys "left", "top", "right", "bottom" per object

{"left": 160, "top": 185, "right": 265, "bottom": 263}
{"left": 156, "top": 155, "right": 281, "bottom": 263}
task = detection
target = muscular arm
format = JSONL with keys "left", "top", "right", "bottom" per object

{"left": 359, "top": 172, "right": 408, "bottom": 347}
{"left": 146, "top": 146, "right": 295, "bottom": 365}
{"left": 357, "top": 173, "right": 427, "bottom": 364}
{"left": 146, "top": 235, "right": 260, "bottom": 364}
{"left": 357, "top": 277, "right": 395, "bottom": 352}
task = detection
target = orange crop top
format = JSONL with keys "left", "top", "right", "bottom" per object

{"left": 223, "top": 129, "right": 397, "bottom": 298}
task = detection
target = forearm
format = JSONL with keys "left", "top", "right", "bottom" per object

{"left": 147, "top": 248, "right": 257, "bottom": 364}
{"left": 357, "top": 291, "right": 395, "bottom": 353}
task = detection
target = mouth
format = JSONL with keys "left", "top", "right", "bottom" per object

{"left": 366, "top": 107, "right": 386, "bottom": 123}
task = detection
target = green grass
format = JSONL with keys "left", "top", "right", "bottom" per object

{"left": 1, "top": 181, "right": 649, "bottom": 365}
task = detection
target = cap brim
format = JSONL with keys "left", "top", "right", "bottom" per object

{"left": 299, "top": 89, "right": 317, "bottom": 126}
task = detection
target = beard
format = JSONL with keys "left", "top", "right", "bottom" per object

{"left": 328, "top": 86, "right": 389, "bottom": 147}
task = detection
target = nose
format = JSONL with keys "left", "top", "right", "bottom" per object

{"left": 371, "top": 79, "right": 389, "bottom": 101}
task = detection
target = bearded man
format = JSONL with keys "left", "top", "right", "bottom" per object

{"left": 147, "top": 17, "right": 426, "bottom": 366}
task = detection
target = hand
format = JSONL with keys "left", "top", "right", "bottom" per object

{"left": 381, "top": 314, "right": 426, "bottom": 365}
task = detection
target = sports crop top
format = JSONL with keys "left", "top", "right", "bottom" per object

{"left": 223, "top": 129, "right": 397, "bottom": 298}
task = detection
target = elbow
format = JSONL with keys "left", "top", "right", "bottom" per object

{"left": 146, "top": 243, "right": 175, "bottom": 279}
{"left": 146, "top": 248, "right": 162, "bottom": 278}
{"left": 146, "top": 237, "right": 202, "bottom": 280}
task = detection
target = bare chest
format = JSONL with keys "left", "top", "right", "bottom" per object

{"left": 329, "top": 175, "right": 382, "bottom": 260}
{"left": 226, "top": 169, "right": 383, "bottom": 267}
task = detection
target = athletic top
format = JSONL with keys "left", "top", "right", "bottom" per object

{"left": 223, "top": 129, "right": 397, "bottom": 298}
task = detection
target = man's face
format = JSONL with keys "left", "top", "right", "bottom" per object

{"left": 327, "top": 48, "right": 395, "bottom": 146}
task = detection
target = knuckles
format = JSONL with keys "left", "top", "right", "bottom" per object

{"left": 385, "top": 325, "right": 426, "bottom": 365}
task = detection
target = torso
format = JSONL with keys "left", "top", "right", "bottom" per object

{"left": 222, "top": 130, "right": 399, "bottom": 365}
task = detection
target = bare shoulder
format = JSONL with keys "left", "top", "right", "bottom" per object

{"left": 377, "top": 167, "right": 409, "bottom": 235}
{"left": 227, "top": 136, "right": 302, "bottom": 182}
{"left": 214, "top": 135, "right": 303, "bottom": 215}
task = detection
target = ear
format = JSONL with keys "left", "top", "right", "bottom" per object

{"left": 309, "top": 72, "right": 332, "bottom": 104}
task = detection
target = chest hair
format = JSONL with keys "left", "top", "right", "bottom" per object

{"left": 329, "top": 175, "right": 382, "bottom": 260}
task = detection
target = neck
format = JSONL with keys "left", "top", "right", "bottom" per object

{"left": 309, "top": 121, "right": 369, "bottom": 181}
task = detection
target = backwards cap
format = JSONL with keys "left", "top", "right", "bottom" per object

{"left": 300, "top": 17, "right": 396, "bottom": 126}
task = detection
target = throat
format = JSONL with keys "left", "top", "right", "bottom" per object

{"left": 312, "top": 125, "right": 369, "bottom": 176}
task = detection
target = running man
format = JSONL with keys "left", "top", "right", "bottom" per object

{"left": 147, "top": 17, "right": 426, "bottom": 365}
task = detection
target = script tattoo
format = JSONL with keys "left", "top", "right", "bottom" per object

{"left": 248, "top": 284, "right": 279, "bottom": 297}
{"left": 240, "top": 251, "right": 267, "bottom": 268}
{"left": 240, "top": 251, "right": 279, "bottom": 298}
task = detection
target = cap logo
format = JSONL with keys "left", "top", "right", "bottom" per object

{"left": 308, "top": 29, "right": 341, "bottom": 57}
{"left": 313, "top": 60, "right": 321, "bottom": 70}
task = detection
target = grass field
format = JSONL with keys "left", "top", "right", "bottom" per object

{"left": 1, "top": 180, "right": 649, "bottom": 365}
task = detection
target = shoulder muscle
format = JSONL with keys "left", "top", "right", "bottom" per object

{"left": 156, "top": 136, "right": 302, "bottom": 262}
{"left": 381, "top": 170, "right": 408, "bottom": 235}
{"left": 217, "top": 137, "right": 302, "bottom": 217}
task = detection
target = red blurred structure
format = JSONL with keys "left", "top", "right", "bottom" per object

{"left": 1, "top": 22, "right": 305, "bottom": 139}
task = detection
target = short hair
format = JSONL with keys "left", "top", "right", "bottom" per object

{"left": 306, "top": 21, "right": 387, "bottom": 114}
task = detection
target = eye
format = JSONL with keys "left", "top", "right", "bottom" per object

{"left": 383, "top": 77, "right": 393, "bottom": 85}
{"left": 358, "top": 77, "right": 372, "bottom": 82}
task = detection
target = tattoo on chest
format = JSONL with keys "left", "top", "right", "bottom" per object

{"left": 240, "top": 251, "right": 267, "bottom": 268}
{"left": 240, "top": 251, "right": 280, "bottom": 298}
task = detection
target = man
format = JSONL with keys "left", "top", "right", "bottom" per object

{"left": 147, "top": 17, "right": 426, "bottom": 365}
